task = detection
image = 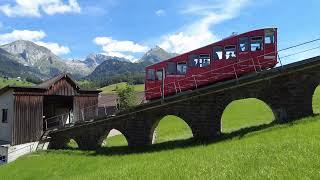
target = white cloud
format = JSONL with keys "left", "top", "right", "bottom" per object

{"left": 35, "top": 41, "right": 70, "bottom": 55}
{"left": 0, "top": 29, "right": 70, "bottom": 55}
{"left": 94, "top": 36, "right": 148, "bottom": 61}
{"left": 103, "top": 51, "right": 135, "bottom": 61}
{"left": 159, "top": 0, "right": 249, "bottom": 54}
{"left": 0, "top": 30, "right": 46, "bottom": 44}
{"left": 94, "top": 37, "right": 148, "bottom": 53}
{"left": 0, "top": 0, "right": 81, "bottom": 17}
{"left": 155, "top": 9, "right": 166, "bottom": 16}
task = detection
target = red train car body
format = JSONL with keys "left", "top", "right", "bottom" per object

{"left": 145, "top": 28, "right": 278, "bottom": 100}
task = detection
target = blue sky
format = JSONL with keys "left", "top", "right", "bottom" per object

{"left": 0, "top": 0, "right": 319, "bottom": 62}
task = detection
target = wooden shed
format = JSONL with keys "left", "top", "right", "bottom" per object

{"left": 0, "top": 74, "right": 101, "bottom": 145}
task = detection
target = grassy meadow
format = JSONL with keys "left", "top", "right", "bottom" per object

{"left": 99, "top": 82, "right": 144, "bottom": 94}
{"left": 0, "top": 86, "right": 319, "bottom": 179}
{"left": 0, "top": 77, "right": 33, "bottom": 88}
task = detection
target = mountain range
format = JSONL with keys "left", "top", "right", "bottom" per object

{"left": 0, "top": 40, "right": 68, "bottom": 78}
{"left": 0, "top": 40, "right": 176, "bottom": 85}
{"left": 0, "top": 48, "right": 43, "bottom": 82}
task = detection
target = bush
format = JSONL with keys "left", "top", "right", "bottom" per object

{"left": 77, "top": 80, "right": 97, "bottom": 89}
{"left": 25, "top": 76, "right": 42, "bottom": 84}
{"left": 116, "top": 85, "right": 138, "bottom": 110}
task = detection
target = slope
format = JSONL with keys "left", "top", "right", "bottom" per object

{"left": 0, "top": 89, "right": 319, "bottom": 179}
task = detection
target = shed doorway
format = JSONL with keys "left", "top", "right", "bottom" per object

{"left": 43, "top": 96, "right": 74, "bottom": 129}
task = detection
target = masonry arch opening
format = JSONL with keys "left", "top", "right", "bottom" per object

{"left": 312, "top": 85, "right": 320, "bottom": 114}
{"left": 151, "top": 115, "right": 193, "bottom": 144}
{"left": 67, "top": 138, "right": 79, "bottom": 149}
{"left": 221, "top": 98, "right": 275, "bottom": 133}
{"left": 102, "top": 129, "right": 128, "bottom": 147}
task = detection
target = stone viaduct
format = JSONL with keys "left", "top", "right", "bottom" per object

{"left": 49, "top": 56, "right": 320, "bottom": 150}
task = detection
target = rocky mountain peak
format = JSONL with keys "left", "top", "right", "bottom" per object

{"left": 84, "top": 53, "right": 130, "bottom": 68}
{"left": 0, "top": 40, "right": 66, "bottom": 76}
{"left": 138, "top": 46, "right": 177, "bottom": 63}
{"left": 0, "top": 40, "right": 59, "bottom": 66}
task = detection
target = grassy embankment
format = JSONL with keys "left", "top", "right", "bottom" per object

{"left": 0, "top": 87, "right": 319, "bottom": 179}
{"left": 99, "top": 82, "right": 144, "bottom": 94}
{"left": 0, "top": 77, "right": 33, "bottom": 89}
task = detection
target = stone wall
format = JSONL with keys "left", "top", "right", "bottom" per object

{"left": 49, "top": 56, "right": 320, "bottom": 150}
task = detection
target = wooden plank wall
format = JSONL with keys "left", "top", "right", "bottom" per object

{"left": 12, "top": 95, "right": 43, "bottom": 145}
{"left": 45, "top": 78, "right": 78, "bottom": 96}
{"left": 73, "top": 96, "right": 99, "bottom": 122}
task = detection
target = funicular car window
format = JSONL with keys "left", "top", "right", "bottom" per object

{"left": 213, "top": 46, "right": 223, "bottom": 60}
{"left": 188, "top": 54, "right": 210, "bottom": 67}
{"left": 251, "top": 36, "right": 263, "bottom": 51}
{"left": 199, "top": 54, "right": 210, "bottom": 67}
{"left": 147, "top": 69, "right": 155, "bottom": 80}
{"left": 225, "top": 46, "right": 236, "bottom": 59}
{"left": 188, "top": 54, "right": 198, "bottom": 67}
{"left": 265, "top": 32, "right": 274, "bottom": 44}
{"left": 239, "top": 37, "right": 249, "bottom": 52}
{"left": 156, "top": 70, "right": 163, "bottom": 80}
{"left": 167, "top": 62, "right": 177, "bottom": 75}
{"left": 177, "top": 62, "right": 187, "bottom": 74}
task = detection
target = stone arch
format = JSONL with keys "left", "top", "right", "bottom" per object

{"left": 101, "top": 128, "right": 129, "bottom": 147}
{"left": 221, "top": 98, "right": 275, "bottom": 133}
{"left": 149, "top": 115, "right": 194, "bottom": 144}
{"left": 48, "top": 134, "right": 72, "bottom": 149}
{"left": 260, "top": 74, "right": 317, "bottom": 122}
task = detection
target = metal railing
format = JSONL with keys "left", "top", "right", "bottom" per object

{"left": 43, "top": 38, "right": 320, "bottom": 130}
{"left": 145, "top": 38, "right": 320, "bottom": 98}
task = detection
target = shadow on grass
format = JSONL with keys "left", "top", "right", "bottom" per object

{"left": 52, "top": 116, "right": 318, "bottom": 157}
{"left": 89, "top": 120, "right": 279, "bottom": 156}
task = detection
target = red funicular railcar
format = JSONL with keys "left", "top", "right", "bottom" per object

{"left": 145, "top": 28, "right": 278, "bottom": 100}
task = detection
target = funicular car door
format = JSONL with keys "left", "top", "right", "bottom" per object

{"left": 155, "top": 67, "right": 165, "bottom": 96}
{"left": 237, "top": 36, "right": 254, "bottom": 74}
{"left": 145, "top": 68, "right": 158, "bottom": 99}
{"left": 212, "top": 43, "right": 237, "bottom": 82}
{"left": 261, "top": 28, "right": 277, "bottom": 68}
{"left": 250, "top": 35, "right": 265, "bottom": 70}
{"left": 160, "top": 54, "right": 188, "bottom": 93}
{"left": 187, "top": 50, "right": 212, "bottom": 88}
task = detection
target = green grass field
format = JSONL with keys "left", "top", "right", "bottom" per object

{"left": 0, "top": 77, "right": 33, "bottom": 89}
{"left": 99, "top": 82, "right": 144, "bottom": 94}
{"left": 0, "top": 86, "right": 320, "bottom": 179}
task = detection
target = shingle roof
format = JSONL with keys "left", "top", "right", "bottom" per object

{"left": 0, "top": 73, "right": 101, "bottom": 95}
{"left": 36, "top": 73, "right": 79, "bottom": 89}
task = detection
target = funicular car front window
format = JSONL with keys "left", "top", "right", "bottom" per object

{"left": 265, "top": 32, "right": 274, "bottom": 44}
